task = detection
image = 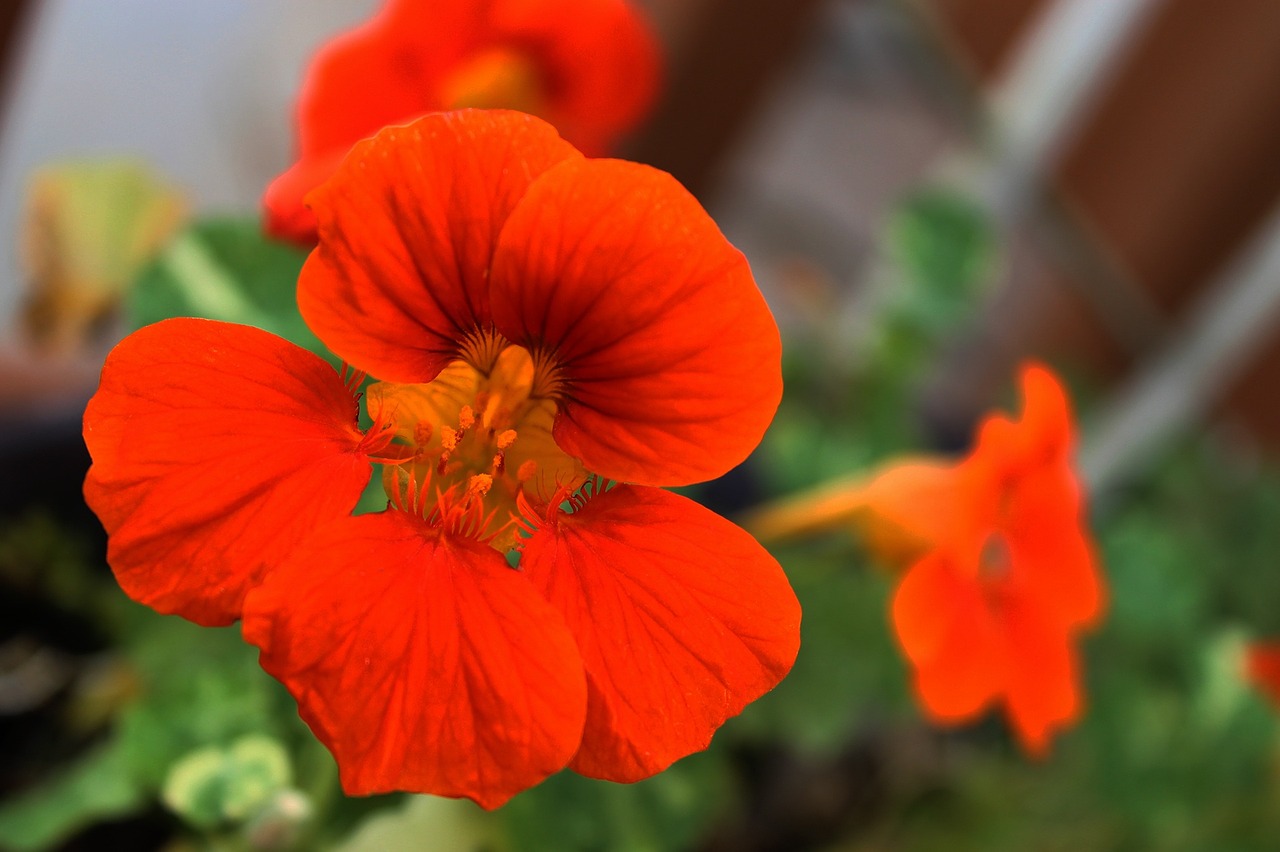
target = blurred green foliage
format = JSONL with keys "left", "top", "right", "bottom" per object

{"left": 884, "top": 186, "right": 995, "bottom": 335}
{"left": 126, "top": 216, "right": 325, "bottom": 359}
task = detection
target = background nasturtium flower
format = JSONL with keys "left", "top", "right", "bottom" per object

{"left": 1245, "top": 642, "right": 1280, "bottom": 710}
{"left": 867, "top": 364, "right": 1105, "bottom": 755}
{"left": 84, "top": 110, "right": 798, "bottom": 809}
{"left": 264, "top": 0, "right": 661, "bottom": 244}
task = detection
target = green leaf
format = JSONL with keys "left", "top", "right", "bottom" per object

{"left": 885, "top": 186, "right": 994, "bottom": 325}
{"left": 112, "top": 615, "right": 299, "bottom": 791}
{"left": 161, "top": 735, "right": 293, "bottom": 829}
{"left": 731, "top": 538, "right": 911, "bottom": 750}
{"left": 334, "top": 795, "right": 499, "bottom": 852}
{"left": 501, "top": 751, "right": 730, "bottom": 852}
{"left": 0, "top": 740, "right": 145, "bottom": 852}
{"left": 126, "top": 216, "right": 326, "bottom": 358}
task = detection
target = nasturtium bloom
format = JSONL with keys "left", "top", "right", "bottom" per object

{"left": 866, "top": 364, "right": 1104, "bottom": 755}
{"left": 264, "top": 0, "right": 661, "bottom": 244}
{"left": 1245, "top": 642, "right": 1280, "bottom": 710}
{"left": 85, "top": 110, "right": 798, "bottom": 808}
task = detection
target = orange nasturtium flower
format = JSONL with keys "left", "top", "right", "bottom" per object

{"left": 83, "top": 110, "right": 799, "bottom": 809}
{"left": 862, "top": 364, "right": 1105, "bottom": 754}
{"left": 1245, "top": 642, "right": 1280, "bottom": 710}
{"left": 264, "top": 0, "right": 660, "bottom": 244}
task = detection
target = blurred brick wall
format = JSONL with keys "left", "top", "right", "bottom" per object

{"left": 932, "top": 0, "right": 1280, "bottom": 448}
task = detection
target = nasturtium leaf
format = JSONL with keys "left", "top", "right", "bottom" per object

{"left": 126, "top": 216, "right": 327, "bottom": 359}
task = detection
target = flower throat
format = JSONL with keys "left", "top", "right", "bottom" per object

{"left": 367, "top": 340, "right": 584, "bottom": 550}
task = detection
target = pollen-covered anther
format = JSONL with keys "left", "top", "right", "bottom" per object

{"left": 436, "top": 429, "right": 458, "bottom": 476}
{"left": 440, "top": 426, "right": 460, "bottom": 454}
{"left": 466, "top": 474, "right": 493, "bottom": 502}
{"left": 458, "top": 405, "right": 476, "bottom": 432}
{"left": 517, "top": 460, "right": 538, "bottom": 483}
{"left": 490, "top": 428, "right": 519, "bottom": 476}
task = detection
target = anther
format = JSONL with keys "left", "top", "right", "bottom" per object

{"left": 458, "top": 405, "right": 476, "bottom": 432}
{"left": 517, "top": 460, "right": 538, "bottom": 482}
{"left": 440, "top": 426, "right": 459, "bottom": 454}
{"left": 464, "top": 474, "right": 493, "bottom": 507}
{"left": 413, "top": 421, "right": 433, "bottom": 447}
{"left": 496, "top": 429, "right": 518, "bottom": 451}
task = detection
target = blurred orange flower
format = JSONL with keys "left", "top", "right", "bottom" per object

{"left": 264, "top": 0, "right": 661, "bottom": 244}
{"left": 866, "top": 364, "right": 1104, "bottom": 754}
{"left": 1245, "top": 642, "right": 1280, "bottom": 709}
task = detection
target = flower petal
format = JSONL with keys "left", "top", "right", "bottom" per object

{"left": 1246, "top": 642, "right": 1280, "bottom": 709}
{"left": 82, "top": 319, "right": 373, "bottom": 626}
{"left": 265, "top": 1, "right": 487, "bottom": 245}
{"left": 1006, "top": 461, "right": 1104, "bottom": 629}
{"left": 520, "top": 485, "right": 800, "bottom": 781}
{"left": 298, "top": 111, "right": 583, "bottom": 382}
{"left": 851, "top": 459, "right": 964, "bottom": 567}
{"left": 893, "top": 552, "right": 1004, "bottom": 720}
{"left": 978, "top": 361, "right": 1103, "bottom": 629}
{"left": 1001, "top": 595, "right": 1082, "bottom": 756}
{"left": 490, "top": 158, "right": 782, "bottom": 486}
{"left": 262, "top": 149, "right": 345, "bottom": 246}
{"left": 972, "top": 361, "right": 1074, "bottom": 478}
{"left": 1015, "top": 361, "right": 1073, "bottom": 454}
{"left": 294, "top": 0, "right": 480, "bottom": 160}
{"left": 488, "top": 0, "right": 661, "bottom": 156}
{"left": 242, "top": 510, "right": 586, "bottom": 808}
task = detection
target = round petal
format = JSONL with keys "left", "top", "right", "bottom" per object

{"left": 520, "top": 485, "right": 800, "bottom": 781}
{"left": 242, "top": 510, "right": 587, "bottom": 808}
{"left": 490, "top": 158, "right": 782, "bottom": 486}
{"left": 83, "top": 319, "right": 374, "bottom": 626}
{"left": 1001, "top": 595, "right": 1083, "bottom": 756}
{"left": 265, "top": 0, "right": 487, "bottom": 245}
{"left": 892, "top": 553, "right": 1004, "bottom": 720}
{"left": 262, "top": 149, "right": 344, "bottom": 246}
{"left": 1005, "top": 461, "right": 1104, "bottom": 629}
{"left": 298, "top": 111, "right": 583, "bottom": 382}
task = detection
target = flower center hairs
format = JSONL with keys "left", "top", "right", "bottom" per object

{"left": 368, "top": 332, "right": 583, "bottom": 550}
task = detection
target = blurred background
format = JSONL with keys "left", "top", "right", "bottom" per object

{"left": 7, "top": 0, "right": 1280, "bottom": 485}
{"left": 4, "top": 0, "right": 1280, "bottom": 850}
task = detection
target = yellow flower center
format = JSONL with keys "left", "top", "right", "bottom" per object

{"left": 367, "top": 336, "right": 584, "bottom": 550}
{"left": 439, "top": 47, "right": 548, "bottom": 117}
